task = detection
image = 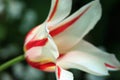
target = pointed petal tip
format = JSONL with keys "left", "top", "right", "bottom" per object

{"left": 93, "top": 0, "right": 100, "bottom": 4}
{"left": 93, "top": 0, "right": 102, "bottom": 17}
{"left": 107, "top": 54, "right": 120, "bottom": 70}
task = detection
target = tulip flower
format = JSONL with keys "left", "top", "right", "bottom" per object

{"left": 24, "top": 0, "right": 120, "bottom": 80}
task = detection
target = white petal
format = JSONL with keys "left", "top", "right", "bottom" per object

{"left": 57, "top": 40, "right": 120, "bottom": 76}
{"left": 56, "top": 65, "right": 73, "bottom": 80}
{"left": 46, "top": 0, "right": 72, "bottom": 26}
{"left": 24, "top": 23, "right": 59, "bottom": 71}
{"left": 57, "top": 51, "right": 109, "bottom": 76}
{"left": 73, "top": 40, "right": 120, "bottom": 70}
{"left": 50, "top": 0, "right": 102, "bottom": 53}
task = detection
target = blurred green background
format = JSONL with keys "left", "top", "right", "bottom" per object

{"left": 0, "top": 0, "right": 120, "bottom": 80}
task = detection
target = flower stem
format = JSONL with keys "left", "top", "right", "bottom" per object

{"left": 0, "top": 55, "right": 25, "bottom": 71}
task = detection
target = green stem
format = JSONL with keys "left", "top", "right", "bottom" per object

{"left": 0, "top": 55, "right": 25, "bottom": 71}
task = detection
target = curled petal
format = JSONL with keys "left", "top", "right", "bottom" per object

{"left": 24, "top": 23, "right": 59, "bottom": 71}
{"left": 56, "top": 65, "right": 73, "bottom": 80}
{"left": 46, "top": 0, "right": 72, "bottom": 26}
{"left": 50, "top": 0, "right": 102, "bottom": 53}
{"left": 57, "top": 40, "right": 120, "bottom": 76}
{"left": 25, "top": 36, "right": 59, "bottom": 62}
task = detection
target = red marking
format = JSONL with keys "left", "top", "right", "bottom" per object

{"left": 47, "top": 0, "right": 59, "bottom": 21}
{"left": 49, "top": 6, "right": 90, "bottom": 37}
{"left": 25, "top": 38, "right": 48, "bottom": 50}
{"left": 57, "top": 54, "right": 65, "bottom": 60}
{"left": 105, "top": 63, "right": 117, "bottom": 69}
{"left": 57, "top": 66, "right": 61, "bottom": 79}
{"left": 26, "top": 58, "right": 55, "bottom": 71}
{"left": 39, "top": 62, "right": 55, "bottom": 70}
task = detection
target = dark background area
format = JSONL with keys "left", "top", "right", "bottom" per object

{"left": 0, "top": 0, "right": 120, "bottom": 80}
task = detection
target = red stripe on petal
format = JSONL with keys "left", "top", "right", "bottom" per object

{"left": 57, "top": 66, "right": 61, "bottom": 79}
{"left": 39, "top": 62, "right": 55, "bottom": 70}
{"left": 105, "top": 63, "right": 117, "bottom": 69}
{"left": 50, "top": 6, "right": 90, "bottom": 37}
{"left": 25, "top": 38, "right": 48, "bottom": 50}
{"left": 26, "top": 58, "right": 55, "bottom": 71}
{"left": 47, "top": 0, "right": 59, "bottom": 21}
{"left": 57, "top": 54, "right": 65, "bottom": 60}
